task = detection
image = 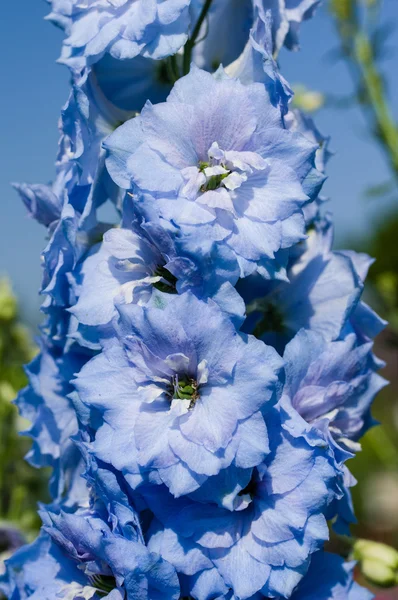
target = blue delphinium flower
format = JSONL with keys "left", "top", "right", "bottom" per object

{"left": 8, "top": 3, "right": 388, "bottom": 599}
{"left": 74, "top": 292, "right": 283, "bottom": 498}
{"left": 1, "top": 503, "right": 180, "bottom": 600}
{"left": 225, "top": 0, "right": 293, "bottom": 114}
{"left": 0, "top": 533, "right": 89, "bottom": 600}
{"left": 33, "top": 66, "right": 132, "bottom": 319}
{"left": 16, "top": 341, "right": 91, "bottom": 505}
{"left": 190, "top": 0, "right": 253, "bottom": 71}
{"left": 141, "top": 404, "right": 339, "bottom": 599}
{"left": 40, "top": 509, "right": 179, "bottom": 600}
{"left": 340, "top": 249, "right": 387, "bottom": 342}
{"left": 208, "top": 552, "right": 374, "bottom": 599}
{"left": 239, "top": 218, "right": 362, "bottom": 354}
{"left": 93, "top": 54, "right": 174, "bottom": 113}
{"left": 263, "top": 0, "right": 322, "bottom": 54}
{"left": 70, "top": 205, "right": 244, "bottom": 336}
{"left": 283, "top": 329, "right": 387, "bottom": 457}
{"left": 282, "top": 327, "right": 387, "bottom": 532}
{"left": 47, "top": 0, "right": 191, "bottom": 69}
{"left": 285, "top": 551, "right": 374, "bottom": 600}
{"left": 105, "top": 66, "right": 318, "bottom": 278}
{"left": 12, "top": 182, "right": 63, "bottom": 231}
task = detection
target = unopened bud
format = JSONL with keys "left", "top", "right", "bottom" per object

{"left": 353, "top": 539, "right": 398, "bottom": 587}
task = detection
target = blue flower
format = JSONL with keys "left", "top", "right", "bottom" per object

{"left": 2, "top": 445, "right": 180, "bottom": 600}
{"left": 283, "top": 329, "right": 387, "bottom": 457}
{"left": 16, "top": 342, "right": 91, "bottom": 505}
{"left": 286, "top": 551, "right": 374, "bottom": 600}
{"left": 40, "top": 508, "right": 179, "bottom": 600}
{"left": 71, "top": 207, "right": 244, "bottom": 335}
{"left": 225, "top": 0, "right": 293, "bottom": 114}
{"left": 140, "top": 404, "right": 339, "bottom": 599}
{"left": 282, "top": 327, "right": 387, "bottom": 533}
{"left": 262, "top": 0, "right": 321, "bottom": 54}
{"left": 74, "top": 291, "right": 283, "bottom": 498}
{"left": 47, "top": 0, "right": 191, "bottom": 69}
{"left": 286, "top": 109, "right": 331, "bottom": 223}
{"left": 1, "top": 508, "right": 179, "bottom": 600}
{"left": 93, "top": 54, "right": 173, "bottom": 113}
{"left": 0, "top": 533, "right": 89, "bottom": 600}
{"left": 37, "top": 66, "right": 129, "bottom": 314}
{"left": 190, "top": 0, "right": 253, "bottom": 72}
{"left": 105, "top": 67, "right": 317, "bottom": 278}
{"left": 340, "top": 249, "right": 387, "bottom": 341}
{"left": 239, "top": 218, "right": 362, "bottom": 354}
{"left": 12, "top": 182, "right": 62, "bottom": 230}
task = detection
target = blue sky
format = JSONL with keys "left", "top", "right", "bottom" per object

{"left": 0, "top": 1, "right": 397, "bottom": 324}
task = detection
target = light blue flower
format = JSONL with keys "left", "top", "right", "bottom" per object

{"left": 12, "top": 181, "right": 62, "bottom": 230}
{"left": 36, "top": 66, "right": 129, "bottom": 315}
{"left": 239, "top": 218, "right": 362, "bottom": 354}
{"left": 16, "top": 341, "right": 91, "bottom": 505}
{"left": 283, "top": 329, "right": 387, "bottom": 457}
{"left": 285, "top": 109, "right": 331, "bottom": 223}
{"left": 286, "top": 551, "right": 374, "bottom": 600}
{"left": 47, "top": 0, "right": 191, "bottom": 69}
{"left": 105, "top": 66, "right": 317, "bottom": 277}
{"left": 282, "top": 327, "right": 387, "bottom": 533}
{"left": 262, "top": 0, "right": 321, "bottom": 53}
{"left": 93, "top": 53, "right": 173, "bottom": 113}
{"left": 140, "top": 404, "right": 339, "bottom": 599}
{"left": 225, "top": 0, "right": 293, "bottom": 114}
{"left": 0, "top": 533, "right": 89, "bottom": 600}
{"left": 74, "top": 292, "right": 283, "bottom": 498}
{"left": 190, "top": 0, "right": 253, "bottom": 72}
{"left": 70, "top": 205, "right": 244, "bottom": 336}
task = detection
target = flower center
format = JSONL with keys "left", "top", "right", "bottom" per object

{"left": 169, "top": 374, "right": 200, "bottom": 409}
{"left": 238, "top": 475, "right": 258, "bottom": 500}
{"left": 153, "top": 265, "right": 178, "bottom": 294}
{"left": 250, "top": 302, "right": 285, "bottom": 338}
{"left": 199, "top": 160, "right": 231, "bottom": 192}
{"left": 90, "top": 574, "right": 117, "bottom": 598}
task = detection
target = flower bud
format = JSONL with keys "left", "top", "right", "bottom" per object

{"left": 353, "top": 539, "right": 398, "bottom": 587}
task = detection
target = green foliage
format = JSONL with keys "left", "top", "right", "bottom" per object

{"left": 0, "top": 279, "right": 48, "bottom": 538}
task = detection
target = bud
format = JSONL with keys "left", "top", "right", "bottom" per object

{"left": 292, "top": 84, "right": 325, "bottom": 113}
{"left": 353, "top": 539, "right": 398, "bottom": 587}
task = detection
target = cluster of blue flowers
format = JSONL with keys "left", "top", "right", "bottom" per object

{"left": 1, "top": 1, "right": 387, "bottom": 599}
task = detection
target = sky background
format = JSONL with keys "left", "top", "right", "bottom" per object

{"left": 0, "top": 1, "right": 397, "bottom": 325}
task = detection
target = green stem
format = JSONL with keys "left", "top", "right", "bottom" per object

{"left": 354, "top": 33, "right": 398, "bottom": 176}
{"left": 330, "top": 0, "right": 398, "bottom": 183}
{"left": 166, "top": 55, "right": 180, "bottom": 85}
{"left": 183, "top": 0, "right": 214, "bottom": 75}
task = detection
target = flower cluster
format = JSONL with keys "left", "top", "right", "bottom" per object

{"left": 1, "top": 2, "right": 385, "bottom": 599}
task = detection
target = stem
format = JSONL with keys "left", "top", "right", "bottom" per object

{"left": 183, "top": 0, "right": 214, "bottom": 75}
{"left": 166, "top": 55, "right": 180, "bottom": 85}
{"left": 354, "top": 32, "right": 398, "bottom": 177}
{"left": 330, "top": 0, "right": 398, "bottom": 184}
